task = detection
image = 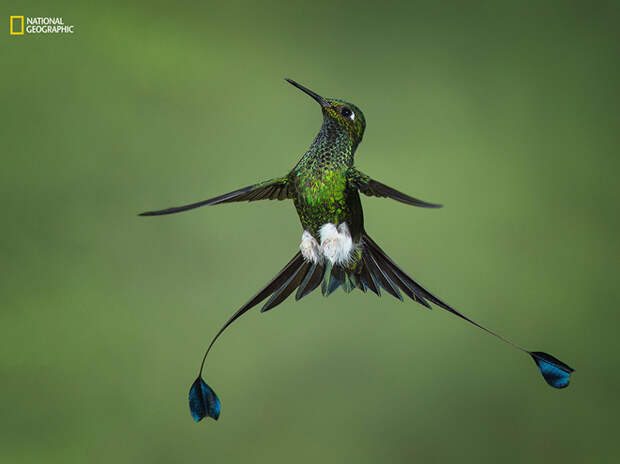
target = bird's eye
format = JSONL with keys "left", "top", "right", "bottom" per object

{"left": 340, "top": 107, "right": 354, "bottom": 120}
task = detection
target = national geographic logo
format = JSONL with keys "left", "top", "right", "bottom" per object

{"left": 9, "top": 16, "right": 23, "bottom": 35}
{"left": 10, "top": 16, "right": 75, "bottom": 35}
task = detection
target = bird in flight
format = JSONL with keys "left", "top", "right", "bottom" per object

{"left": 140, "top": 78, "right": 574, "bottom": 422}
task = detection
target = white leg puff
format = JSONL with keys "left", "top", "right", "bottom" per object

{"left": 320, "top": 222, "right": 354, "bottom": 265}
{"left": 300, "top": 230, "right": 321, "bottom": 264}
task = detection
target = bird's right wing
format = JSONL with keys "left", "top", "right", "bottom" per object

{"left": 140, "top": 176, "right": 292, "bottom": 216}
{"left": 347, "top": 168, "right": 442, "bottom": 208}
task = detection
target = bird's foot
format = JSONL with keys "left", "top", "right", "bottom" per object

{"left": 320, "top": 223, "right": 354, "bottom": 265}
{"left": 300, "top": 230, "right": 321, "bottom": 263}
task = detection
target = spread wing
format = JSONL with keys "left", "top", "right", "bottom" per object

{"left": 347, "top": 168, "right": 442, "bottom": 208}
{"left": 140, "top": 176, "right": 292, "bottom": 216}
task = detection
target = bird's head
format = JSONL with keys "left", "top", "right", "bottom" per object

{"left": 285, "top": 78, "right": 366, "bottom": 147}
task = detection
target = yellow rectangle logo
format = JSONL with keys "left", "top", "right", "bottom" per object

{"left": 10, "top": 16, "right": 24, "bottom": 35}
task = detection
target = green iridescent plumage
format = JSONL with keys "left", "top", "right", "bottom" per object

{"left": 140, "top": 78, "right": 574, "bottom": 422}
{"left": 288, "top": 93, "right": 365, "bottom": 240}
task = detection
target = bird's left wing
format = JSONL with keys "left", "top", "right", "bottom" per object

{"left": 140, "top": 176, "right": 291, "bottom": 216}
{"left": 347, "top": 168, "right": 442, "bottom": 208}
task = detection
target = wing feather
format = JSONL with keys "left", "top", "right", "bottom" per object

{"left": 140, "top": 177, "right": 291, "bottom": 216}
{"left": 348, "top": 168, "right": 442, "bottom": 208}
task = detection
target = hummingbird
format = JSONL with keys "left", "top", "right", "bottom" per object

{"left": 140, "top": 78, "right": 574, "bottom": 422}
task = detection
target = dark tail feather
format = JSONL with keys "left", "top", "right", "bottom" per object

{"left": 363, "top": 251, "right": 403, "bottom": 300}
{"left": 362, "top": 235, "right": 431, "bottom": 309}
{"left": 310, "top": 233, "right": 434, "bottom": 305}
{"left": 323, "top": 262, "right": 345, "bottom": 296}
{"left": 296, "top": 261, "right": 325, "bottom": 300}
{"left": 359, "top": 256, "right": 380, "bottom": 296}
{"left": 360, "top": 231, "right": 574, "bottom": 389}
{"left": 261, "top": 260, "right": 311, "bottom": 312}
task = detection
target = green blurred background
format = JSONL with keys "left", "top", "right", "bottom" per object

{"left": 2, "top": 1, "right": 619, "bottom": 462}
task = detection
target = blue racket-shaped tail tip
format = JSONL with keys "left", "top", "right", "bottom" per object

{"left": 189, "top": 377, "right": 221, "bottom": 421}
{"left": 530, "top": 351, "right": 574, "bottom": 389}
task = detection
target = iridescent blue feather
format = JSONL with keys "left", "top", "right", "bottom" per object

{"left": 189, "top": 377, "right": 221, "bottom": 421}
{"left": 530, "top": 351, "right": 574, "bottom": 389}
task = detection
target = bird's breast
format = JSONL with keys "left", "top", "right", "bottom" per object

{"left": 297, "top": 170, "right": 347, "bottom": 206}
{"left": 293, "top": 168, "right": 357, "bottom": 236}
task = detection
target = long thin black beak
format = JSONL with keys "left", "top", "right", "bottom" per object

{"left": 285, "top": 78, "right": 331, "bottom": 108}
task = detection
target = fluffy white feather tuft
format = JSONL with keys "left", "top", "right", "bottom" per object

{"left": 300, "top": 230, "right": 321, "bottom": 263}
{"left": 299, "top": 223, "right": 357, "bottom": 265}
{"left": 319, "top": 223, "right": 354, "bottom": 265}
